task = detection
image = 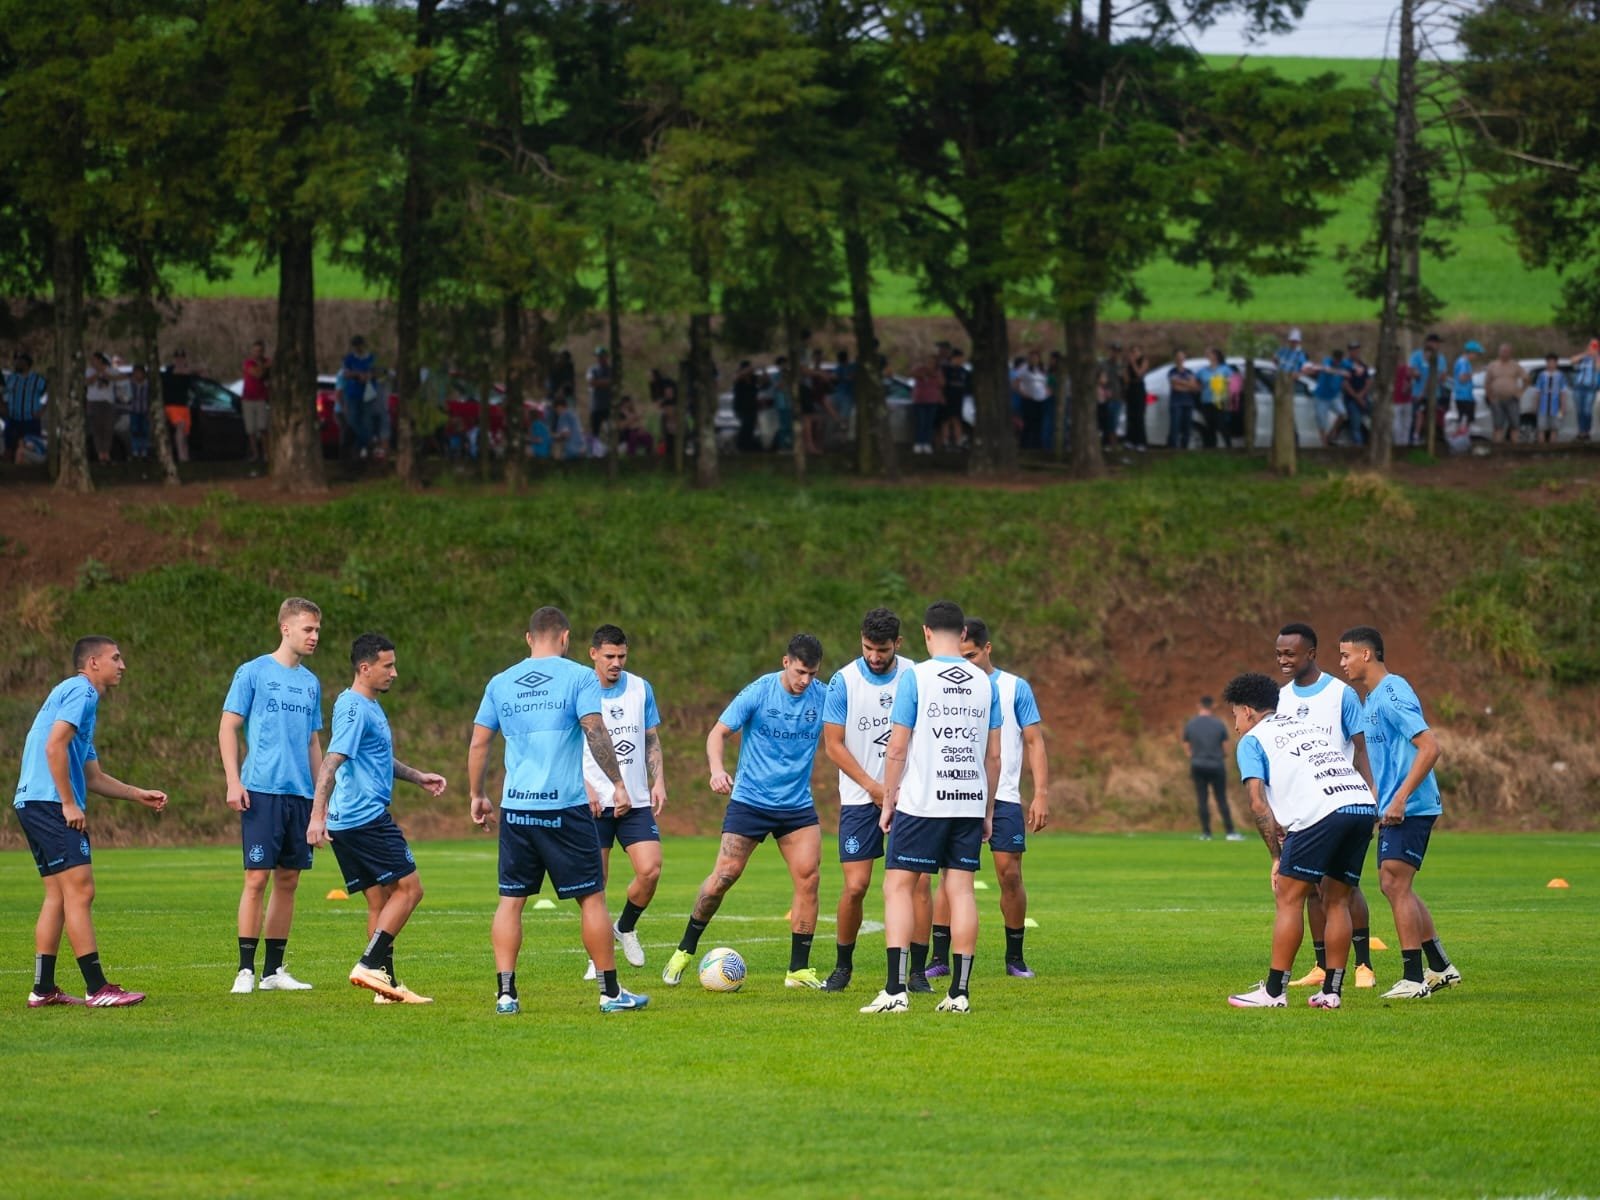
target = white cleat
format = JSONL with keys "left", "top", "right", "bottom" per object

{"left": 582, "top": 959, "right": 597, "bottom": 982}
{"left": 859, "top": 989, "right": 909, "bottom": 1014}
{"left": 614, "top": 922, "right": 645, "bottom": 968}
{"left": 1382, "top": 978, "right": 1431, "bottom": 1000}
{"left": 230, "top": 969, "right": 255, "bottom": 995}
{"left": 934, "top": 993, "right": 971, "bottom": 1014}
{"left": 259, "top": 968, "right": 313, "bottom": 991}
{"left": 1307, "top": 991, "right": 1342, "bottom": 1010}
{"left": 1423, "top": 964, "right": 1462, "bottom": 991}
{"left": 1228, "top": 982, "right": 1287, "bottom": 1008}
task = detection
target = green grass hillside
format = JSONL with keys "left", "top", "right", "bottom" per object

{"left": 2, "top": 456, "right": 1596, "bottom": 843}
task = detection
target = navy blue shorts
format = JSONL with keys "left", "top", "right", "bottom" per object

{"left": 241, "top": 791, "right": 313, "bottom": 872}
{"left": 838, "top": 805, "right": 885, "bottom": 863}
{"left": 595, "top": 806, "right": 660, "bottom": 850}
{"left": 722, "top": 799, "right": 819, "bottom": 843}
{"left": 4, "top": 416, "right": 41, "bottom": 452}
{"left": 990, "top": 803, "right": 1027, "bottom": 856}
{"left": 328, "top": 813, "right": 416, "bottom": 893}
{"left": 16, "top": 802, "right": 93, "bottom": 877}
{"left": 499, "top": 805, "right": 604, "bottom": 899}
{"left": 1279, "top": 806, "right": 1377, "bottom": 886}
{"left": 1377, "top": 814, "right": 1437, "bottom": 872}
{"left": 886, "top": 812, "right": 984, "bottom": 874}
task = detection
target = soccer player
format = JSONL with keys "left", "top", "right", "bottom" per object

{"left": 580, "top": 623, "right": 667, "bottom": 976}
{"left": 306, "top": 634, "right": 447, "bottom": 1004}
{"left": 1223, "top": 672, "right": 1377, "bottom": 1010}
{"left": 661, "top": 633, "right": 831, "bottom": 990}
{"left": 819, "top": 607, "right": 927, "bottom": 993}
{"left": 15, "top": 636, "right": 167, "bottom": 1008}
{"left": 1274, "top": 622, "right": 1380, "bottom": 990}
{"left": 1338, "top": 626, "right": 1461, "bottom": 1000}
{"left": 469, "top": 607, "right": 647, "bottom": 1015}
{"left": 862, "top": 601, "right": 1002, "bottom": 1015}
{"left": 220, "top": 596, "right": 324, "bottom": 993}
{"left": 927, "top": 617, "right": 1049, "bottom": 979}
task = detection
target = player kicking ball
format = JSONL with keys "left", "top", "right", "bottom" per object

{"left": 307, "top": 634, "right": 447, "bottom": 1004}
{"left": 1222, "top": 673, "right": 1377, "bottom": 1011}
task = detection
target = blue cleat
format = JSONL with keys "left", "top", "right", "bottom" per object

{"left": 599, "top": 987, "right": 649, "bottom": 1013}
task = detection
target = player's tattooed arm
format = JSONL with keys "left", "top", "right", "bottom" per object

{"left": 395, "top": 759, "right": 447, "bottom": 797}
{"left": 645, "top": 727, "right": 664, "bottom": 784}
{"left": 580, "top": 713, "right": 623, "bottom": 783}
{"left": 1245, "top": 779, "right": 1281, "bottom": 857}
{"left": 306, "top": 752, "right": 346, "bottom": 846}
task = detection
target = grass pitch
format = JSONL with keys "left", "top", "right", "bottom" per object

{"left": 1, "top": 831, "right": 1595, "bottom": 1198}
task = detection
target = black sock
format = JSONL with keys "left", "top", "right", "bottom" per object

{"left": 1313, "top": 940, "right": 1327, "bottom": 970}
{"left": 601, "top": 968, "right": 619, "bottom": 999}
{"left": 886, "top": 947, "right": 907, "bottom": 995}
{"left": 34, "top": 953, "right": 56, "bottom": 992}
{"left": 1323, "top": 967, "right": 1346, "bottom": 996}
{"left": 1352, "top": 928, "right": 1372, "bottom": 968}
{"left": 1266, "top": 968, "right": 1288, "bottom": 997}
{"left": 617, "top": 899, "right": 646, "bottom": 935}
{"left": 951, "top": 952, "right": 973, "bottom": 999}
{"left": 931, "top": 924, "right": 951, "bottom": 965}
{"left": 238, "top": 937, "right": 259, "bottom": 973}
{"left": 1422, "top": 938, "right": 1451, "bottom": 972}
{"left": 909, "top": 941, "right": 928, "bottom": 975}
{"left": 1004, "top": 926, "right": 1026, "bottom": 964}
{"left": 359, "top": 930, "right": 395, "bottom": 971}
{"left": 497, "top": 971, "right": 516, "bottom": 999}
{"left": 263, "top": 938, "right": 287, "bottom": 978}
{"left": 1402, "top": 948, "right": 1424, "bottom": 983}
{"left": 835, "top": 941, "right": 855, "bottom": 972}
{"left": 78, "top": 952, "right": 107, "bottom": 994}
{"left": 679, "top": 917, "right": 708, "bottom": 955}
{"left": 789, "top": 932, "right": 814, "bottom": 973}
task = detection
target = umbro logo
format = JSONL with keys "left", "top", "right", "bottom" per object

{"left": 937, "top": 665, "right": 973, "bottom": 686}
{"left": 516, "top": 669, "right": 552, "bottom": 690}
{"left": 614, "top": 740, "right": 636, "bottom": 757}
{"left": 872, "top": 730, "right": 891, "bottom": 748}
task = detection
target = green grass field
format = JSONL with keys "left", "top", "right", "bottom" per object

{"left": 162, "top": 56, "right": 1564, "bottom": 327}
{"left": 2, "top": 832, "right": 1596, "bottom": 1197}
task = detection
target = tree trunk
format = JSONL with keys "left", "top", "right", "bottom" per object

{"left": 967, "top": 280, "right": 1014, "bottom": 475}
{"left": 689, "top": 237, "right": 718, "bottom": 489}
{"left": 393, "top": 0, "right": 438, "bottom": 488}
{"left": 1424, "top": 348, "right": 1440, "bottom": 457}
{"left": 1270, "top": 370, "right": 1297, "bottom": 477}
{"left": 1063, "top": 303, "right": 1102, "bottom": 478}
{"left": 132, "top": 254, "right": 180, "bottom": 486}
{"left": 843, "top": 211, "right": 891, "bottom": 479}
{"left": 1371, "top": 0, "right": 1418, "bottom": 472}
{"left": 1243, "top": 359, "right": 1259, "bottom": 451}
{"left": 270, "top": 226, "right": 326, "bottom": 493}
{"left": 604, "top": 225, "right": 623, "bottom": 482}
{"left": 50, "top": 228, "right": 92, "bottom": 493}
{"left": 502, "top": 296, "right": 524, "bottom": 490}
{"left": 786, "top": 317, "right": 806, "bottom": 485}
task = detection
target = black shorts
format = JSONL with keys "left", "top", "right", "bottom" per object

{"left": 1377, "top": 814, "right": 1437, "bottom": 872}
{"left": 328, "top": 813, "right": 416, "bottom": 893}
{"left": 595, "top": 806, "right": 660, "bottom": 850}
{"left": 722, "top": 799, "right": 819, "bottom": 843}
{"left": 241, "top": 791, "right": 313, "bottom": 872}
{"left": 1279, "top": 806, "right": 1377, "bottom": 886}
{"left": 499, "top": 805, "right": 605, "bottom": 899}
{"left": 16, "top": 802, "right": 93, "bottom": 877}
{"left": 886, "top": 812, "right": 984, "bottom": 874}
{"left": 4, "top": 416, "right": 41, "bottom": 452}
{"left": 989, "top": 803, "right": 1027, "bottom": 855}
{"left": 838, "top": 804, "right": 885, "bottom": 863}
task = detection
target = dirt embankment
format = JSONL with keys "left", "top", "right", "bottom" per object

{"left": 2, "top": 459, "right": 1596, "bottom": 845}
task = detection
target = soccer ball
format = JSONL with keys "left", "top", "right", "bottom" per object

{"left": 698, "top": 947, "right": 746, "bottom": 992}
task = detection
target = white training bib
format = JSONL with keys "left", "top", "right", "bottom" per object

{"left": 839, "top": 655, "right": 912, "bottom": 807}
{"left": 1250, "top": 713, "right": 1372, "bottom": 832}
{"left": 582, "top": 672, "right": 651, "bottom": 808}
{"left": 1282, "top": 674, "right": 1357, "bottom": 763}
{"left": 899, "top": 659, "right": 993, "bottom": 820}
{"left": 992, "top": 669, "right": 1024, "bottom": 806}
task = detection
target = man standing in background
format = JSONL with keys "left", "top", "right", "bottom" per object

{"left": 1183, "top": 697, "right": 1240, "bottom": 841}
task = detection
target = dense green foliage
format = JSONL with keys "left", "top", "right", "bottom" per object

{"left": 2, "top": 461, "right": 1596, "bottom": 840}
{"left": 1, "top": 833, "right": 1596, "bottom": 1196}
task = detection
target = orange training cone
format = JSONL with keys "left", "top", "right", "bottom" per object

{"left": 1548, "top": 878, "right": 1571, "bottom": 889}
{"left": 1369, "top": 937, "right": 1389, "bottom": 951}
{"left": 325, "top": 889, "right": 349, "bottom": 901}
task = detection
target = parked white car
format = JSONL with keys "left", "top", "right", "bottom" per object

{"left": 1138, "top": 358, "right": 1321, "bottom": 448}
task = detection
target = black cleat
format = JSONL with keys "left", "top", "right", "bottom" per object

{"left": 821, "top": 967, "right": 853, "bottom": 992}
{"left": 907, "top": 971, "right": 933, "bottom": 994}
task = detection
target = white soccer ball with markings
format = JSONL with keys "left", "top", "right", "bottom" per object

{"left": 698, "top": 947, "right": 746, "bottom": 992}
